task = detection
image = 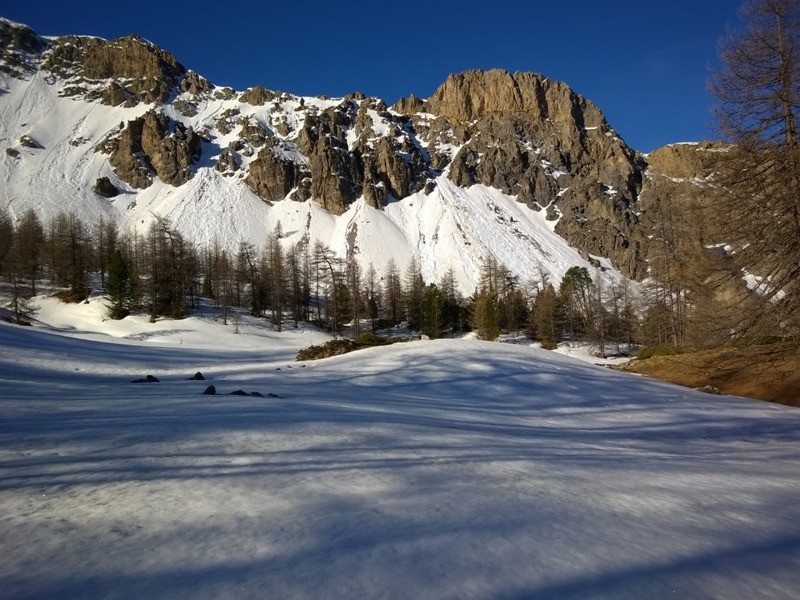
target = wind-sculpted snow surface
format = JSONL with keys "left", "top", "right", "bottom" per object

{"left": 1, "top": 321, "right": 799, "bottom": 598}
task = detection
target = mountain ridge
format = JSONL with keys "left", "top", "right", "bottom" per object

{"left": 0, "top": 18, "right": 717, "bottom": 292}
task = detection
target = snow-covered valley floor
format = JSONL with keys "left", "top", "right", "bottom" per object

{"left": 1, "top": 301, "right": 799, "bottom": 599}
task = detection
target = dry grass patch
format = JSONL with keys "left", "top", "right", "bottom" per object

{"left": 620, "top": 343, "right": 800, "bottom": 407}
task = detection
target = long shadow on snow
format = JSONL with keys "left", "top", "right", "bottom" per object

{"left": 2, "top": 389, "right": 798, "bottom": 491}
{"left": 4, "top": 498, "right": 800, "bottom": 600}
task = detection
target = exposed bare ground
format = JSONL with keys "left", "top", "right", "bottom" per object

{"left": 620, "top": 344, "right": 800, "bottom": 407}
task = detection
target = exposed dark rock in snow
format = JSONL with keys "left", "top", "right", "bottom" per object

{"left": 214, "top": 147, "right": 240, "bottom": 175}
{"left": 696, "top": 385, "right": 722, "bottom": 395}
{"left": 92, "top": 176, "right": 119, "bottom": 198}
{"left": 240, "top": 85, "right": 276, "bottom": 105}
{"left": 19, "top": 135, "right": 40, "bottom": 149}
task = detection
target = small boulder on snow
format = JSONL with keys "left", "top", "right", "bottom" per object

{"left": 19, "top": 134, "right": 41, "bottom": 149}
{"left": 92, "top": 176, "right": 120, "bottom": 198}
{"left": 696, "top": 385, "right": 722, "bottom": 395}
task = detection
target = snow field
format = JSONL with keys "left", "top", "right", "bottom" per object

{"left": 1, "top": 303, "right": 799, "bottom": 599}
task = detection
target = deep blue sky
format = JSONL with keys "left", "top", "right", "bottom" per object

{"left": 2, "top": 0, "right": 742, "bottom": 152}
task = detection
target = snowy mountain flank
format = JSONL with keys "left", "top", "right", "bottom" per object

{"left": 0, "top": 18, "right": 709, "bottom": 291}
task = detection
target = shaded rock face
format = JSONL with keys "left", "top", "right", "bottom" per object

{"left": 0, "top": 20, "right": 48, "bottom": 77}
{"left": 308, "top": 129, "right": 362, "bottom": 213}
{"left": 106, "top": 120, "right": 153, "bottom": 188}
{"left": 107, "top": 110, "right": 201, "bottom": 188}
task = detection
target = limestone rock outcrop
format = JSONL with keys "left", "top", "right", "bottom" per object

{"left": 240, "top": 85, "right": 276, "bottom": 105}
{"left": 180, "top": 71, "right": 211, "bottom": 95}
{"left": 42, "top": 34, "right": 186, "bottom": 104}
{"left": 215, "top": 147, "right": 240, "bottom": 175}
{"left": 637, "top": 141, "right": 727, "bottom": 269}
{"left": 391, "top": 93, "right": 424, "bottom": 115}
{"left": 645, "top": 142, "right": 723, "bottom": 181}
{"left": 245, "top": 144, "right": 302, "bottom": 202}
{"left": 107, "top": 110, "right": 201, "bottom": 188}
{"left": 400, "top": 69, "right": 648, "bottom": 277}
{"left": 0, "top": 20, "right": 47, "bottom": 77}
{"left": 308, "top": 131, "right": 362, "bottom": 214}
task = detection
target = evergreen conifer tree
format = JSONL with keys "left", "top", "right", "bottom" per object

{"left": 105, "top": 249, "right": 132, "bottom": 319}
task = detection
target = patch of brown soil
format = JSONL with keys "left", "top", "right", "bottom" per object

{"left": 620, "top": 344, "right": 800, "bottom": 407}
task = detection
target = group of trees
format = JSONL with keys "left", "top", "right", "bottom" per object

{"left": 0, "top": 195, "right": 770, "bottom": 355}
{"left": 0, "top": 206, "right": 661, "bottom": 354}
{"left": 529, "top": 266, "right": 638, "bottom": 353}
{"left": 0, "top": 208, "right": 96, "bottom": 323}
{"left": 706, "top": 0, "right": 800, "bottom": 347}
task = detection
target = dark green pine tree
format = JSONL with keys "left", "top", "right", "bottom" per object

{"left": 106, "top": 249, "right": 132, "bottom": 319}
{"left": 421, "top": 283, "right": 447, "bottom": 339}
{"left": 470, "top": 289, "right": 501, "bottom": 341}
{"left": 532, "top": 283, "right": 563, "bottom": 350}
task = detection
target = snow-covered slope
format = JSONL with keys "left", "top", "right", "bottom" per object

{"left": 0, "top": 19, "right": 633, "bottom": 293}
{"left": 1, "top": 309, "right": 799, "bottom": 599}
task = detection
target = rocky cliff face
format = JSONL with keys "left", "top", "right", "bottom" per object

{"left": 0, "top": 19, "right": 717, "bottom": 282}
{"left": 637, "top": 142, "right": 727, "bottom": 262}
{"left": 42, "top": 33, "right": 186, "bottom": 105}
{"left": 0, "top": 20, "right": 46, "bottom": 77}
{"left": 103, "top": 110, "right": 201, "bottom": 188}
{"left": 397, "top": 70, "right": 649, "bottom": 277}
